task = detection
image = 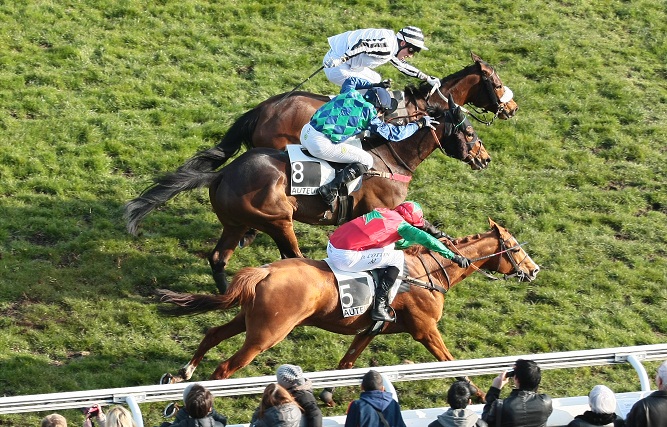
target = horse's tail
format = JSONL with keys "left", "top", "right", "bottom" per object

{"left": 156, "top": 267, "right": 270, "bottom": 316}
{"left": 184, "top": 108, "right": 260, "bottom": 173}
{"left": 124, "top": 150, "right": 224, "bottom": 235}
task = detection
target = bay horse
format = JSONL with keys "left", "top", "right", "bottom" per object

{"left": 156, "top": 219, "right": 540, "bottom": 405}
{"left": 125, "top": 101, "right": 491, "bottom": 293}
{"left": 174, "top": 52, "right": 516, "bottom": 175}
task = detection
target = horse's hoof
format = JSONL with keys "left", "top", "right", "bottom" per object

{"left": 213, "top": 274, "right": 228, "bottom": 294}
{"left": 319, "top": 389, "right": 335, "bottom": 407}
{"left": 159, "top": 373, "right": 174, "bottom": 384}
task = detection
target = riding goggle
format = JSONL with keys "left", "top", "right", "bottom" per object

{"left": 407, "top": 45, "right": 421, "bottom": 54}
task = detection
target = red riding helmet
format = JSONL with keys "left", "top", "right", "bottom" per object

{"left": 394, "top": 201, "right": 425, "bottom": 227}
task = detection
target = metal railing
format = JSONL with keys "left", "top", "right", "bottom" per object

{"left": 1, "top": 344, "right": 666, "bottom": 427}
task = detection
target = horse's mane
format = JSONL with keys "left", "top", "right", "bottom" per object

{"left": 404, "top": 61, "right": 481, "bottom": 100}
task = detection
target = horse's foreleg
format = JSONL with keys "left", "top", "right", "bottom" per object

{"left": 161, "top": 312, "right": 246, "bottom": 384}
{"left": 319, "top": 333, "right": 378, "bottom": 407}
{"left": 209, "top": 226, "right": 249, "bottom": 293}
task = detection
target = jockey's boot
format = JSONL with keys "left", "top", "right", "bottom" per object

{"left": 371, "top": 266, "right": 400, "bottom": 322}
{"left": 317, "top": 162, "right": 369, "bottom": 211}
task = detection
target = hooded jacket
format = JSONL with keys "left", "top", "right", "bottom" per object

{"left": 250, "top": 403, "right": 302, "bottom": 427}
{"left": 428, "top": 408, "right": 488, "bottom": 427}
{"left": 344, "top": 390, "right": 406, "bottom": 427}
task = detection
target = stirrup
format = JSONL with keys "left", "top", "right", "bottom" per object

{"left": 317, "top": 185, "right": 337, "bottom": 211}
{"left": 371, "top": 303, "right": 396, "bottom": 322}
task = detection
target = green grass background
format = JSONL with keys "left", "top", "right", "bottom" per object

{"left": 1, "top": 1, "right": 666, "bottom": 426}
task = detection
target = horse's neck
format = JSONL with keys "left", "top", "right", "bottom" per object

{"left": 409, "top": 230, "right": 500, "bottom": 288}
{"left": 404, "top": 64, "right": 482, "bottom": 111}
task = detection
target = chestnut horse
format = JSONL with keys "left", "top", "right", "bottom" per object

{"left": 125, "top": 102, "right": 490, "bottom": 293}
{"left": 172, "top": 53, "right": 516, "bottom": 175}
{"left": 156, "top": 219, "right": 540, "bottom": 404}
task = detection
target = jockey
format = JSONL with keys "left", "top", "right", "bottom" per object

{"left": 322, "top": 27, "right": 441, "bottom": 89}
{"left": 327, "top": 201, "right": 472, "bottom": 322}
{"left": 300, "top": 77, "right": 438, "bottom": 211}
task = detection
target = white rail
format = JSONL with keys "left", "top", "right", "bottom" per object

{"left": 1, "top": 344, "right": 666, "bottom": 425}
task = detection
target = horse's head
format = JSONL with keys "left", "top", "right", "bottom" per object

{"left": 488, "top": 218, "right": 540, "bottom": 282}
{"left": 470, "top": 52, "right": 518, "bottom": 120}
{"left": 428, "top": 95, "right": 491, "bottom": 170}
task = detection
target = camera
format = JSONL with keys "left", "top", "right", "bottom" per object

{"left": 86, "top": 406, "right": 100, "bottom": 418}
{"left": 505, "top": 370, "right": 515, "bottom": 378}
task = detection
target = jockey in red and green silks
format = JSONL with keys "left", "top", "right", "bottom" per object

{"left": 327, "top": 201, "right": 471, "bottom": 322}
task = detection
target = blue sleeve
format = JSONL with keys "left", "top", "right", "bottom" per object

{"left": 396, "top": 222, "right": 457, "bottom": 259}
{"left": 341, "top": 77, "right": 374, "bottom": 93}
{"left": 368, "top": 117, "right": 421, "bottom": 141}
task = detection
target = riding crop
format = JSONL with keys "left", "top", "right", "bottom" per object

{"left": 279, "top": 65, "right": 324, "bottom": 103}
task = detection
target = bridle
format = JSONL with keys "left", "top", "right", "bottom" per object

{"left": 429, "top": 66, "right": 514, "bottom": 126}
{"left": 401, "top": 229, "right": 531, "bottom": 293}
{"left": 381, "top": 107, "right": 485, "bottom": 172}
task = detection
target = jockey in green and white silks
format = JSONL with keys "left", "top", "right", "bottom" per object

{"left": 322, "top": 27, "right": 441, "bottom": 89}
{"left": 300, "top": 77, "right": 436, "bottom": 209}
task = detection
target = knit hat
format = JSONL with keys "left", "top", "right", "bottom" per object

{"left": 276, "top": 364, "right": 305, "bottom": 388}
{"left": 182, "top": 383, "right": 197, "bottom": 403}
{"left": 589, "top": 384, "right": 616, "bottom": 414}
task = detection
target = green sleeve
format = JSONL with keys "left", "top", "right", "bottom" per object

{"left": 397, "top": 221, "right": 457, "bottom": 259}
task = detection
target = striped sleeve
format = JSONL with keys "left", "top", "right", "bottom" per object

{"left": 345, "top": 37, "right": 394, "bottom": 59}
{"left": 389, "top": 57, "right": 428, "bottom": 80}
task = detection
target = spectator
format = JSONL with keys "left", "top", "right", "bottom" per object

{"left": 625, "top": 360, "right": 667, "bottom": 427}
{"left": 41, "top": 413, "right": 68, "bottom": 427}
{"left": 276, "top": 364, "right": 323, "bottom": 427}
{"left": 481, "top": 359, "right": 553, "bottom": 427}
{"left": 104, "top": 406, "right": 136, "bottom": 427}
{"left": 428, "top": 380, "right": 487, "bottom": 427}
{"left": 83, "top": 404, "right": 106, "bottom": 427}
{"left": 161, "top": 383, "right": 227, "bottom": 427}
{"left": 344, "top": 369, "right": 406, "bottom": 427}
{"left": 250, "top": 383, "right": 302, "bottom": 427}
{"left": 568, "top": 385, "right": 625, "bottom": 427}
{"left": 166, "top": 384, "right": 224, "bottom": 427}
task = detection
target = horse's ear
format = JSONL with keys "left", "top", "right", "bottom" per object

{"left": 447, "top": 93, "right": 457, "bottom": 111}
{"left": 471, "top": 51, "right": 482, "bottom": 63}
{"left": 488, "top": 217, "right": 499, "bottom": 229}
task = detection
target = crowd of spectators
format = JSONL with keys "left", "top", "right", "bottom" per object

{"left": 40, "top": 359, "right": 667, "bottom": 427}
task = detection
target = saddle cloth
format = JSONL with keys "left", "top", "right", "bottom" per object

{"left": 324, "top": 259, "right": 402, "bottom": 318}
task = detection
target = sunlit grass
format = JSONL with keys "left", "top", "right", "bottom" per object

{"left": 0, "top": 0, "right": 666, "bottom": 426}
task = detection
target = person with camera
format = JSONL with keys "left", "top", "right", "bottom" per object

{"left": 429, "top": 380, "right": 487, "bottom": 427}
{"left": 625, "top": 359, "right": 667, "bottom": 427}
{"left": 481, "top": 359, "right": 553, "bottom": 427}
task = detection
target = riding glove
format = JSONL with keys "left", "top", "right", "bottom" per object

{"left": 453, "top": 255, "right": 471, "bottom": 268}
{"left": 372, "top": 79, "right": 393, "bottom": 89}
{"left": 426, "top": 75, "right": 441, "bottom": 88}
{"left": 324, "top": 55, "right": 348, "bottom": 68}
{"left": 418, "top": 116, "right": 439, "bottom": 130}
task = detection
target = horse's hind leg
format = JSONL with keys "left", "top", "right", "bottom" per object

{"left": 262, "top": 221, "right": 303, "bottom": 259}
{"left": 161, "top": 311, "right": 246, "bottom": 384}
{"left": 209, "top": 309, "right": 301, "bottom": 379}
{"left": 209, "top": 225, "right": 248, "bottom": 293}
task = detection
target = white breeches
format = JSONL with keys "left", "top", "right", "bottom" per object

{"left": 300, "top": 124, "right": 373, "bottom": 169}
{"left": 323, "top": 59, "right": 382, "bottom": 86}
{"left": 327, "top": 242, "right": 405, "bottom": 272}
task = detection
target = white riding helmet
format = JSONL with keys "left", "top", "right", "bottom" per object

{"left": 396, "top": 26, "right": 428, "bottom": 51}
